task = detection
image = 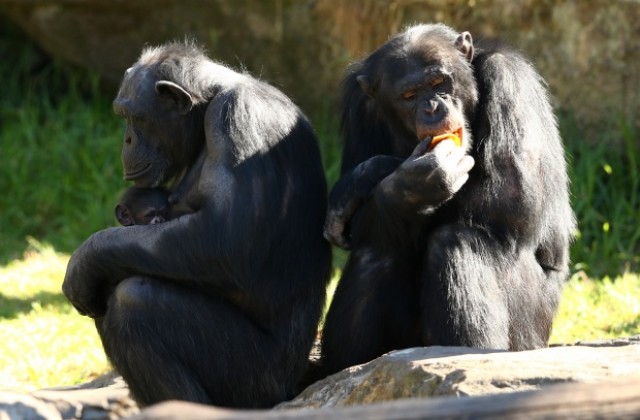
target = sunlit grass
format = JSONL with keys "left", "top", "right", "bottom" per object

{"left": 0, "top": 240, "right": 110, "bottom": 392}
{"left": 550, "top": 271, "right": 640, "bottom": 343}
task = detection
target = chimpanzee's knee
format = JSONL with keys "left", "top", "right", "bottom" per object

{"left": 111, "top": 276, "right": 156, "bottom": 310}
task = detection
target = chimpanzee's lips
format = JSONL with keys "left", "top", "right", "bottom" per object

{"left": 124, "top": 164, "right": 152, "bottom": 180}
{"left": 422, "top": 127, "right": 463, "bottom": 150}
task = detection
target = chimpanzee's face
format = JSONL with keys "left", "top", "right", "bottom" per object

{"left": 113, "top": 66, "right": 199, "bottom": 188}
{"left": 115, "top": 187, "right": 171, "bottom": 227}
{"left": 359, "top": 32, "right": 478, "bottom": 154}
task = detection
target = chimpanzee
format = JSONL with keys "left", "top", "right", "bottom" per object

{"left": 320, "top": 23, "right": 575, "bottom": 376}
{"left": 62, "top": 41, "right": 332, "bottom": 407}
{"left": 115, "top": 187, "right": 172, "bottom": 226}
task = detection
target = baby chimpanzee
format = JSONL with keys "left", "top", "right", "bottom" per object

{"left": 115, "top": 187, "right": 174, "bottom": 226}
{"left": 115, "top": 154, "right": 203, "bottom": 226}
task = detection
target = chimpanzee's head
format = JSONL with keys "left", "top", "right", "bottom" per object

{"left": 112, "top": 43, "right": 209, "bottom": 188}
{"left": 355, "top": 24, "right": 479, "bottom": 155}
{"left": 115, "top": 187, "right": 171, "bottom": 226}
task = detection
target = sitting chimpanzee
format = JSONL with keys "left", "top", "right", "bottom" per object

{"left": 320, "top": 23, "right": 575, "bottom": 376}
{"left": 63, "top": 42, "right": 332, "bottom": 407}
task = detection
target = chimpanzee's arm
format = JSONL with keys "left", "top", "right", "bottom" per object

{"left": 345, "top": 140, "right": 474, "bottom": 250}
{"left": 324, "top": 155, "right": 403, "bottom": 249}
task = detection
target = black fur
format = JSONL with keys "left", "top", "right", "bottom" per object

{"left": 63, "top": 41, "right": 331, "bottom": 408}
{"left": 321, "top": 24, "right": 574, "bottom": 376}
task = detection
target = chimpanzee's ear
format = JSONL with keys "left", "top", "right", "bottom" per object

{"left": 115, "top": 204, "right": 134, "bottom": 226}
{"left": 155, "top": 80, "right": 193, "bottom": 115}
{"left": 356, "top": 75, "right": 375, "bottom": 98}
{"left": 454, "top": 31, "right": 474, "bottom": 62}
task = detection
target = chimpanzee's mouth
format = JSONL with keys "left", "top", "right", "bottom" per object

{"left": 424, "top": 127, "right": 463, "bottom": 150}
{"left": 124, "top": 164, "right": 152, "bottom": 180}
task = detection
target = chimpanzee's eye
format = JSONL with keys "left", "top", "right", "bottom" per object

{"left": 402, "top": 90, "right": 417, "bottom": 100}
{"left": 431, "top": 76, "right": 446, "bottom": 88}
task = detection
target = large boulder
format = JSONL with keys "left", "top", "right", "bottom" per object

{"left": 137, "top": 339, "right": 640, "bottom": 418}
{"left": 0, "top": 0, "right": 637, "bottom": 129}
{"left": 280, "top": 341, "right": 640, "bottom": 409}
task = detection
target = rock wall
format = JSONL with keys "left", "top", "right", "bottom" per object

{"left": 0, "top": 0, "right": 638, "bottom": 129}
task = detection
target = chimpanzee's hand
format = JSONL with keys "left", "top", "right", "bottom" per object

{"left": 324, "top": 155, "right": 402, "bottom": 249}
{"left": 377, "top": 139, "right": 475, "bottom": 214}
{"left": 62, "top": 230, "right": 113, "bottom": 318}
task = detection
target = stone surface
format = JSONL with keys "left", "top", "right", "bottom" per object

{"left": 1, "top": 372, "right": 138, "bottom": 420}
{"left": 135, "top": 379, "right": 640, "bottom": 419}
{"left": 0, "top": 0, "right": 638, "bottom": 130}
{"left": 278, "top": 342, "right": 640, "bottom": 409}
{"left": 0, "top": 392, "right": 62, "bottom": 420}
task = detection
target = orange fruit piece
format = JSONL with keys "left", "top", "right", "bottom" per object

{"left": 427, "top": 131, "right": 462, "bottom": 150}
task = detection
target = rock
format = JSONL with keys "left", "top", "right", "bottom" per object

{"left": 133, "top": 341, "right": 640, "bottom": 418}
{"left": 0, "top": 372, "right": 138, "bottom": 420}
{"left": 0, "top": 0, "right": 637, "bottom": 130}
{"left": 0, "top": 392, "right": 62, "bottom": 420}
{"left": 135, "top": 378, "right": 640, "bottom": 419}
{"left": 278, "top": 343, "right": 640, "bottom": 409}
{"left": 572, "top": 335, "right": 640, "bottom": 347}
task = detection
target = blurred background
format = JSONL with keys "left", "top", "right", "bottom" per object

{"left": 0, "top": 0, "right": 638, "bottom": 391}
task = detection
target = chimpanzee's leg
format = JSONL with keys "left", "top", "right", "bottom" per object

{"left": 321, "top": 250, "right": 422, "bottom": 375}
{"left": 420, "top": 225, "right": 511, "bottom": 349}
{"left": 421, "top": 224, "right": 562, "bottom": 350}
{"left": 96, "top": 276, "right": 287, "bottom": 408}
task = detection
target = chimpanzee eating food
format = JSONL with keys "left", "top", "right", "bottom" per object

{"left": 321, "top": 23, "right": 575, "bottom": 376}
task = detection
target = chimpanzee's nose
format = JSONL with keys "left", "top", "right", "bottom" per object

{"left": 423, "top": 99, "right": 446, "bottom": 123}
{"left": 425, "top": 99, "right": 439, "bottom": 115}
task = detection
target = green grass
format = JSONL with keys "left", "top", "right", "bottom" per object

{"left": 562, "top": 115, "right": 640, "bottom": 277}
{"left": 0, "top": 240, "right": 109, "bottom": 391}
{"left": 0, "top": 46, "right": 125, "bottom": 263}
{"left": 550, "top": 272, "right": 640, "bottom": 343}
